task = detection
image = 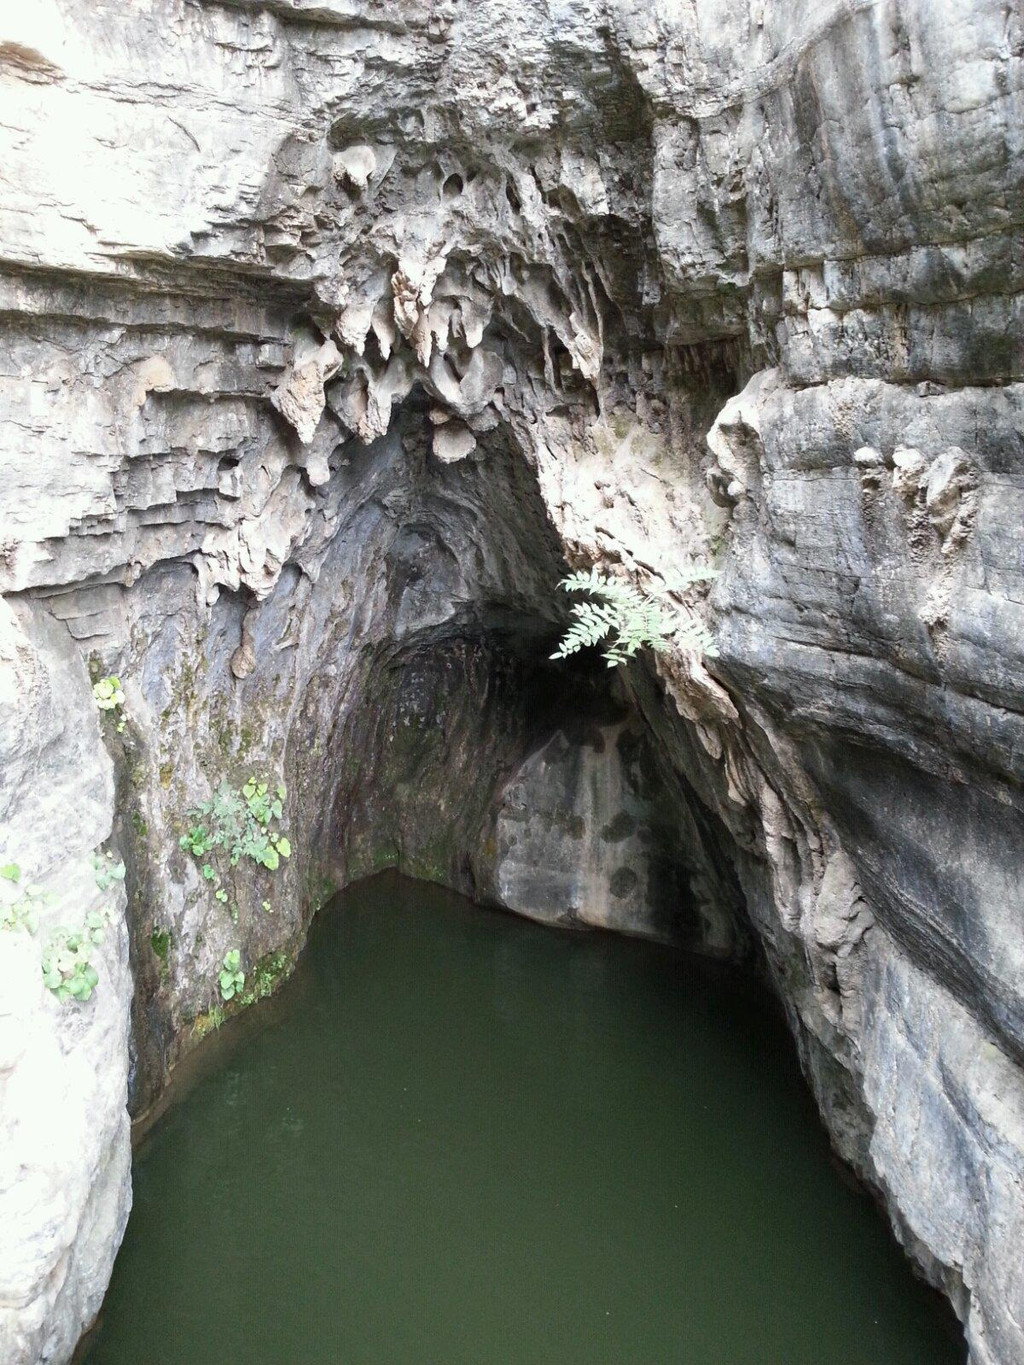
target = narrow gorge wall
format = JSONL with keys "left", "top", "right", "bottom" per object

{"left": 0, "top": 3, "right": 1022, "bottom": 1363}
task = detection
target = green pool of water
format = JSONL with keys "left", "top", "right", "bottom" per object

{"left": 85, "top": 874, "right": 963, "bottom": 1364}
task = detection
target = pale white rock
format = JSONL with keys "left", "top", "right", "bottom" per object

{"left": 271, "top": 340, "right": 343, "bottom": 445}
{"left": 432, "top": 421, "right": 476, "bottom": 464}
{"left": 332, "top": 145, "right": 377, "bottom": 190}
{"left": 370, "top": 297, "right": 398, "bottom": 361}
{"left": 0, "top": 601, "right": 131, "bottom": 1365}
{"left": 892, "top": 446, "right": 928, "bottom": 499}
{"left": 925, "top": 446, "right": 977, "bottom": 543}
{"left": 427, "top": 346, "right": 503, "bottom": 416}
{"left": 391, "top": 256, "right": 449, "bottom": 359}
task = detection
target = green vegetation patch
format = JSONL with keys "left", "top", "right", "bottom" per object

{"left": 218, "top": 948, "right": 245, "bottom": 1001}
{"left": 551, "top": 566, "right": 718, "bottom": 668}
{"left": 0, "top": 863, "right": 50, "bottom": 934}
{"left": 181, "top": 776, "right": 292, "bottom": 874}
{"left": 41, "top": 911, "right": 108, "bottom": 1004}
{"left": 238, "top": 949, "right": 294, "bottom": 1008}
{"left": 93, "top": 675, "right": 127, "bottom": 733}
{"left": 150, "top": 925, "right": 172, "bottom": 961}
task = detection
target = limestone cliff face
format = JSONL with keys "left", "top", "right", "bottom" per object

{"left": 1, "top": 2, "right": 1022, "bottom": 1362}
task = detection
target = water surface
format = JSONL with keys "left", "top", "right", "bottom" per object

{"left": 87, "top": 874, "right": 963, "bottom": 1364}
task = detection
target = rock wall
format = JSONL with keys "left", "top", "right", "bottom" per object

{"left": 0, "top": 600, "right": 132, "bottom": 1365}
{"left": 1, "top": 1, "right": 1022, "bottom": 1362}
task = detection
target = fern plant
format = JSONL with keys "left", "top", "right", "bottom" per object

{"left": 551, "top": 566, "right": 718, "bottom": 667}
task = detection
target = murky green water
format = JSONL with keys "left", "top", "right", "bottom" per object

{"left": 86, "top": 874, "right": 962, "bottom": 1364}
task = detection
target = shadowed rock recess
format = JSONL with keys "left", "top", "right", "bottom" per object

{"left": 0, "top": 1, "right": 1021, "bottom": 1361}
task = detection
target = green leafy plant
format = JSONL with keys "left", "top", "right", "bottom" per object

{"left": 219, "top": 949, "right": 245, "bottom": 1001}
{"left": 85, "top": 908, "right": 107, "bottom": 945}
{"left": 182, "top": 826, "right": 214, "bottom": 857}
{"left": 180, "top": 775, "right": 292, "bottom": 881}
{"left": 551, "top": 566, "right": 718, "bottom": 668}
{"left": 41, "top": 912, "right": 108, "bottom": 1003}
{"left": 0, "top": 864, "right": 52, "bottom": 934}
{"left": 2, "top": 898, "right": 40, "bottom": 934}
{"left": 93, "top": 676, "right": 127, "bottom": 733}
{"left": 91, "top": 851, "right": 126, "bottom": 892}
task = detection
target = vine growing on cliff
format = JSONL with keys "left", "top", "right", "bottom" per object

{"left": 551, "top": 566, "right": 718, "bottom": 668}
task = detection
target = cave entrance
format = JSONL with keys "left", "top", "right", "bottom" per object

{"left": 276, "top": 397, "right": 742, "bottom": 956}
{"left": 330, "top": 623, "right": 737, "bottom": 954}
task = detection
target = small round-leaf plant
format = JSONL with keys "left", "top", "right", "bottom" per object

{"left": 551, "top": 566, "right": 719, "bottom": 668}
{"left": 41, "top": 912, "right": 108, "bottom": 1004}
{"left": 91, "top": 852, "right": 126, "bottom": 892}
{"left": 0, "top": 863, "right": 52, "bottom": 934}
{"left": 93, "top": 676, "right": 127, "bottom": 733}
{"left": 219, "top": 949, "right": 245, "bottom": 1002}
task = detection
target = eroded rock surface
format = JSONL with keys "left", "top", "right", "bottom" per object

{"left": 0, "top": 1, "right": 1022, "bottom": 1361}
{"left": 0, "top": 601, "right": 131, "bottom": 1365}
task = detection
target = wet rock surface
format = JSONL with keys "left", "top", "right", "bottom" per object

{"left": 0, "top": 1, "right": 1022, "bottom": 1361}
